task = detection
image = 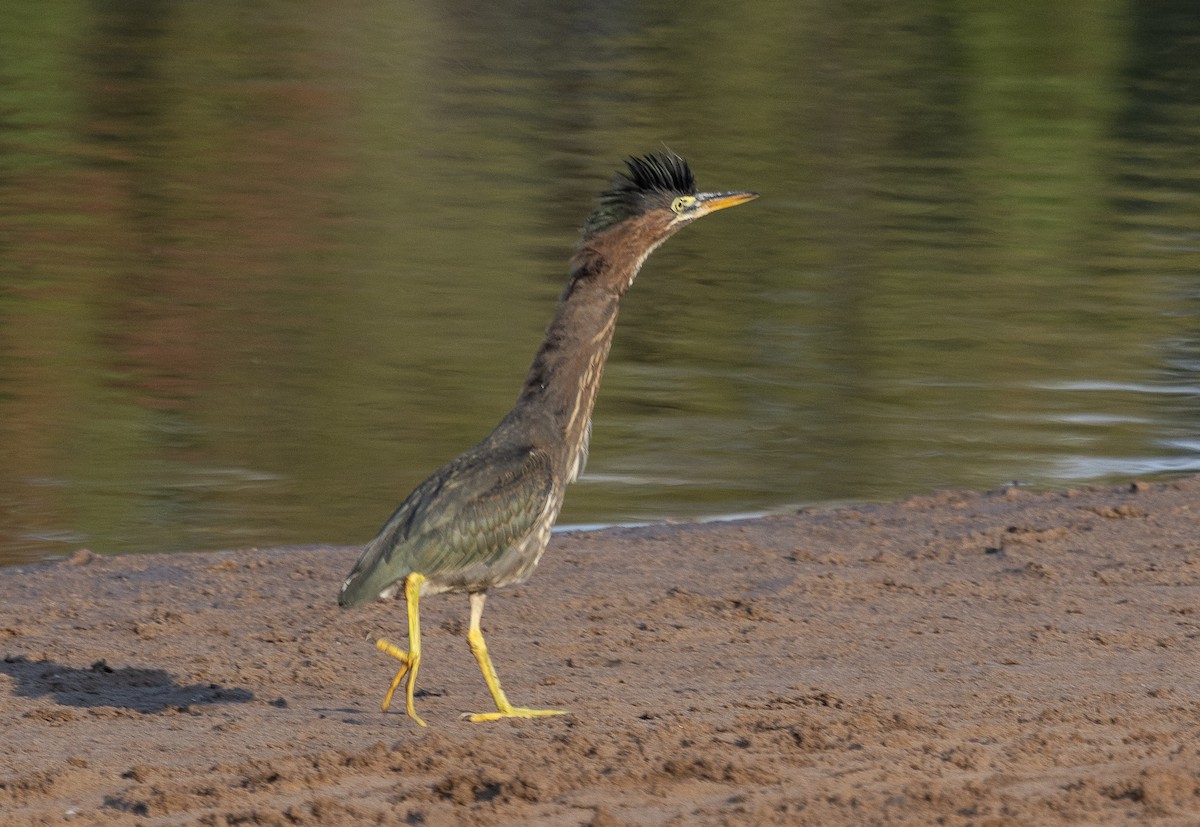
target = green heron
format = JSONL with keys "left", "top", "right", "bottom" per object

{"left": 338, "top": 152, "right": 757, "bottom": 725}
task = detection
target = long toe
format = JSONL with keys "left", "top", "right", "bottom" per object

{"left": 375, "top": 638, "right": 410, "bottom": 663}
{"left": 466, "top": 707, "right": 569, "bottom": 723}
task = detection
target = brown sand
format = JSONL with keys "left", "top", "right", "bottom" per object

{"left": 2, "top": 478, "right": 1198, "bottom": 826}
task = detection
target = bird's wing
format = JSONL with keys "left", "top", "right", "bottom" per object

{"left": 358, "top": 444, "right": 556, "bottom": 585}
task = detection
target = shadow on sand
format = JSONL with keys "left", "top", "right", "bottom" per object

{"left": 0, "top": 655, "right": 253, "bottom": 713}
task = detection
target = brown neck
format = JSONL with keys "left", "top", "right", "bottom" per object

{"left": 505, "top": 237, "right": 645, "bottom": 477}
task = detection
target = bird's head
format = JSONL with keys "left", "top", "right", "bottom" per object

{"left": 571, "top": 152, "right": 757, "bottom": 293}
{"left": 581, "top": 151, "right": 758, "bottom": 243}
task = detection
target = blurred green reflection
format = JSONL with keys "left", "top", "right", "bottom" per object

{"left": 2, "top": 1, "right": 1199, "bottom": 564}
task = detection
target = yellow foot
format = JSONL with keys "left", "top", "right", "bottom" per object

{"left": 374, "top": 638, "right": 426, "bottom": 727}
{"left": 466, "top": 707, "right": 569, "bottom": 723}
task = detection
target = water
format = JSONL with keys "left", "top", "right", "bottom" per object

{"left": 2, "top": 2, "right": 1199, "bottom": 565}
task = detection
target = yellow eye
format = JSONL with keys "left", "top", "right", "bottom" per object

{"left": 671, "top": 195, "right": 696, "bottom": 214}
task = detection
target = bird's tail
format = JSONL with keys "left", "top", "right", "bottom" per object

{"left": 338, "top": 538, "right": 407, "bottom": 608}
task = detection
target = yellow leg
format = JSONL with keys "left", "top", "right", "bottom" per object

{"left": 374, "top": 572, "right": 427, "bottom": 727}
{"left": 464, "top": 591, "right": 568, "bottom": 723}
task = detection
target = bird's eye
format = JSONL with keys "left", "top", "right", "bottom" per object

{"left": 671, "top": 195, "right": 696, "bottom": 214}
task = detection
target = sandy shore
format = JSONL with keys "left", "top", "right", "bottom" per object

{"left": 2, "top": 477, "right": 1199, "bottom": 825}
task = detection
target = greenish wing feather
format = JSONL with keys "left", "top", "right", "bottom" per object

{"left": 370, "top": 445, "right": 555, "bottom": 579}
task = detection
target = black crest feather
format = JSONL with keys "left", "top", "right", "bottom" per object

{"left": 583, "top": 152, "right": 697, "bottom": 236}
